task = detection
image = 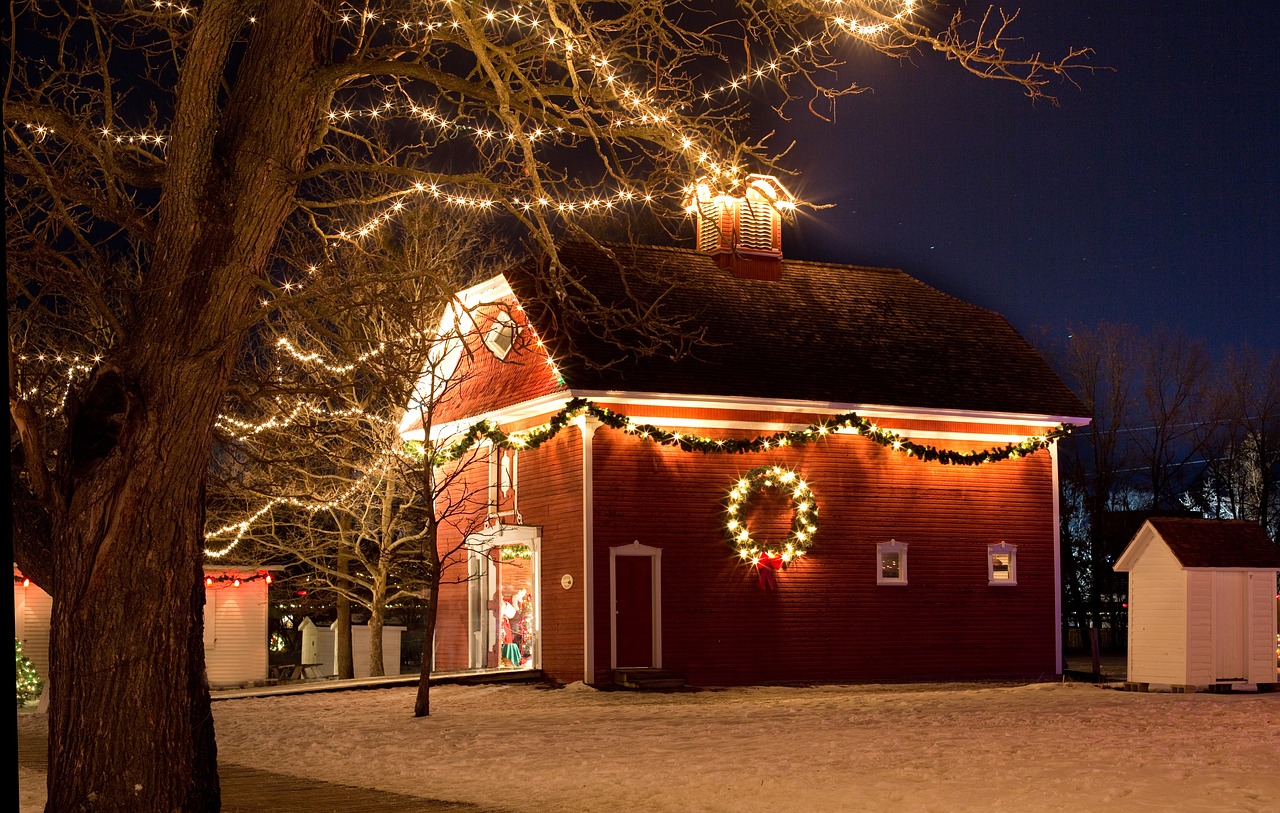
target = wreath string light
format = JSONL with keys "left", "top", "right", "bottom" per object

{"left": 725, "top": 465, "right": 818, "bottom": 568}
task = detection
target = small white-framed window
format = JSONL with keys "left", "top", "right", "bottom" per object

{"left": 484, "top": 310, "right": 518, "bottom": 359}
{"left": 987, "top": 542, "right": 1017, "bottom": 586}
{"left": 876, "top": 539, "right": 908, "bottom": 585}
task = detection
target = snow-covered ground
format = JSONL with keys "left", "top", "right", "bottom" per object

{"left": 19, "top": 681, "right": 1280, "bottom": 812}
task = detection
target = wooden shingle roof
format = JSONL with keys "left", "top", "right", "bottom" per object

{"left": 508, "top": 241, "right": 1088, "bottom": 418}
{"left": 1145, "top": 518, "right": 1280, "bottom": 569}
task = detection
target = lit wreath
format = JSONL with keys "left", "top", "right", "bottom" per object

{"left": 725, "top": 465, "right": 818, "bottom": 565}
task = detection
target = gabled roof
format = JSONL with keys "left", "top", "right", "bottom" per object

{"left": 506, "top": 241, "right": 1088, "bottom": 419}
{"left": 1116, "top": 517, "right": 1280, "bottom": 570}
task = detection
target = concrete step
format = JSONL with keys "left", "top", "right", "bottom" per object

{"left": 613, "top": 668, "right": 685, "bottom": 690}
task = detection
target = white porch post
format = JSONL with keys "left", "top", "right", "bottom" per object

{"left": 576, "top": 414, "right": 602, "bottom": 684}
{"left": 1051, "top": 439, "right": 1063, "bottom": 676}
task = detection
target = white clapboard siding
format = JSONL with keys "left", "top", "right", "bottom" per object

{"left": 14, "top": 581, "right": 53, "bottom": 682}
{"left": 1118, "top": 518, "right": 1280, "bottom": 688}
{"left": 1247, "top": 572, "right": 1279, "bottom": 684}
{"left": 204, "top": 577, "right": 269, "bottom": 688}
{"left": 1126, "top": 533, "right": 1188, "bottom": 684}
{"left": 298, "top": 619, "right": 406, "bottom": 678}
{"left": 347, "top": 624, "right": 407, "bottom": 678}
{"left": 15, "top": 571, "right": 269, "bottom": 689}
{"left": 1184, "top": 570, "right": 1213, "bottom": 684}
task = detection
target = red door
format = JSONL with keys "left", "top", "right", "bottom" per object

{"left": 614, "top": 556, "right": 654, "bottom": 668}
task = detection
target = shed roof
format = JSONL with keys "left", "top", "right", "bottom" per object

{"left": 1138, "top": 518, "right": 1280, "bottom": 569}
{"left": 507, "top": 241, "right": 1088, "bottom": 419}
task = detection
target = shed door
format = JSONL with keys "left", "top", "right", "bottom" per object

{"left": 1211, "top": 571, "right": 1248, "bottom": 681}
{"left": 614, "top": 556, "right": 655, "bottom": 668}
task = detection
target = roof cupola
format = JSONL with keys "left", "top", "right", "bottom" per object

{"left": 684, "top": 174, "right": 796, "bottom": 280}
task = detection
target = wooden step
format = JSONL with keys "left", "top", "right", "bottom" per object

{"left": 613, "top": 668, "right": 685, "bottom": 690}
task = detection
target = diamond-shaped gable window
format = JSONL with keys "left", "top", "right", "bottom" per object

{"left": 485, "top": 310, "right": 518, "bottom": 359}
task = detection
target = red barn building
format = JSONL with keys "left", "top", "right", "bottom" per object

{"left": 403, "top": 180, "right": 1089, "bottom": 686}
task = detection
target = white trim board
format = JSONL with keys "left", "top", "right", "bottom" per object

{"left": 415, "top": 390, "right": 1087, "bottom": 444}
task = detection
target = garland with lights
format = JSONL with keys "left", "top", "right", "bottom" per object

{"left": 203, "top": 571, "right": 273, "bottom": 588}
{"left": 432, "top": 397, "right": 1071, "bottom": 468}
{"left": 725, "top": 465, "right": 817, "bottom": 586}
{"left": 500, "top": 545, "right": 533, "bottom": 561}
{"left": 211, "top": 397, "right": 1072, "bottom": 553}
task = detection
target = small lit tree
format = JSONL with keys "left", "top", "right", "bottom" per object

{"left": 16, "top": 639, "right": 43, "bottom": 707}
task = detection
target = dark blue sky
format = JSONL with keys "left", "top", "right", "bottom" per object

{"left": 776, "top": 2, "right": 1278, "bottom": 354}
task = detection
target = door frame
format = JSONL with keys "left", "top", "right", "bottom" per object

{"left": 465, "top": 524, "right": 542, "bottom": 671}
{"left": 1210, "top": 569, "right": 1249, "bottom": 682}
{"left": 609, "top": 541, "right": 662, "bottom": 669}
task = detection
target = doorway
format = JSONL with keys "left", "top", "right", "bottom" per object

{"left": 1210, "top": 571, "right": 1248, "bottom": 681}
{"left": 610, "top": 542, "right": 662, "bottom": 669}
{"left": 467, "top": 525, "right": 541, "bottom": 671}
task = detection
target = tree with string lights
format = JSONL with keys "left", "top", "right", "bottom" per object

{"left": 207, "top": 205, "right": 501, "bottom": 687}
{"left": 6, "top": 1, "right": 1088, "bottom": 809}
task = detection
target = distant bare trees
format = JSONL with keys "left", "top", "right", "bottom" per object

{"left": 1043, "top": 325, "right": 1279, "bottom": 655}
{"left": 1183, "top": 349, "right": 1280, "bottom": 536}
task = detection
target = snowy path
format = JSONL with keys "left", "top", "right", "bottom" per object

{"left": 205, "top": 682, "right": 1279, "bottom": 813}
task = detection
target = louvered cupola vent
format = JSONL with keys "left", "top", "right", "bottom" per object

{"left": 684, "top": 174, "right": 796, "bottom": 280}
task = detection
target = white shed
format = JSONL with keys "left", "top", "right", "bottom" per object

{"left": 1114, "top": 518, "right": 1280, "bottom": 689}
{"left": 14, "top": 566, "right": 272, "bottom": 690}
{"left": 202, "top": 568, "right": 271, "bottom": 688}
{"left": 300, "top": 617, "right": 406, "bottom": 678}
{"left": 14, "top": 570, "right": 53, "bottom": 683}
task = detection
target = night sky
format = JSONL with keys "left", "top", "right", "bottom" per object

{"left": 773, "top": 2, "right": 1278, "bottom": 355}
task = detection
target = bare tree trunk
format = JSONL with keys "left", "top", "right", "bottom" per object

{"left": 369, "top": 588, "right": 387, "bottom": 677}
{"left": 414, "top": 523, "right": 441, "bottom": 717}
{"left": 368, "top": 473, "right": 398, "bottom": 677}
{"left": 47, "top": 361, "right": 226, "bottom": 811}
{"left": 186, "top": 557, "right": 221, "bottom": 807}
{"left": 336, "top": 589, "right": 354, "bottom": 679}
{"left": 336, "top": 516, "right": 354, "bottom": 680}
{"left": 37, "top": 4, "right": 338, "bottom": 807}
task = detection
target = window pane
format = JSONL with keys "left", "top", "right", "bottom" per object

{"left": 991, "top": 553, "right": 1011, "bottom": 580}
{"left": 881, "top": 552, "right": 900, "bottom": 580}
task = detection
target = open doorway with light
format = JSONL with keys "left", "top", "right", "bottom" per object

{"left": 467, "top": 525, "right": 540, "bottom": 671}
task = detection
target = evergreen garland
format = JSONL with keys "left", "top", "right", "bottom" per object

{"left": 427, "top": 397, "right": 1072, "bottom": 467}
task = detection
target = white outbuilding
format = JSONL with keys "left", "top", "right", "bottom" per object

{"left": 15, "top": 566, "right": 272, "bottom": 690}
{"left": 1114, "top": 518, "right": 1280, "bottom": 689}
{"left": 202, "top": 568, "right": 272, "bottom": 688}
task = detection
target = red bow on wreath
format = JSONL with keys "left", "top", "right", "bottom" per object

{"left": 754, "top": 552, "right": 783, "bottom": 590}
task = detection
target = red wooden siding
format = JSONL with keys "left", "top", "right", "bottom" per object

{"left": 424, "top": 298, "right": 569, "bottom": 427}
{"left": 430, "top": 456, "right": 487, "bottom": 672}
{"left": 430, "top": 429, "right": 586, "bottom": 681}
{"left": 517, "top": 431, "right": 585, "bottom": 681}
{"left": 586, "top": 418, "right": 1057, "bottom": 685}
{"left": 428, "top": 392, "right": 1061, "bottom": 685}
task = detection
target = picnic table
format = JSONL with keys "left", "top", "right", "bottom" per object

{"left": 269, "top": 662, "right": 324, "bottom": 681}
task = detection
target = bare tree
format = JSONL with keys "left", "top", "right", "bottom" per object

{"left": 208, "top": 205, "right": 498, "bottom": 680}
{"left": 1047, "top": 326, "right": 1275, "bottom": 665}
{"left": 1040, "top": 323, "right": 1137, "bottom": 666}
{"left": 1132, "top": 328, "right": 1211, "bottom": 510}
{"left": 7, "top": 2, "right": 1089, "bottom": 808}
{"left": 1185, "top": 349, "right": 1280, "bottom": 540}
